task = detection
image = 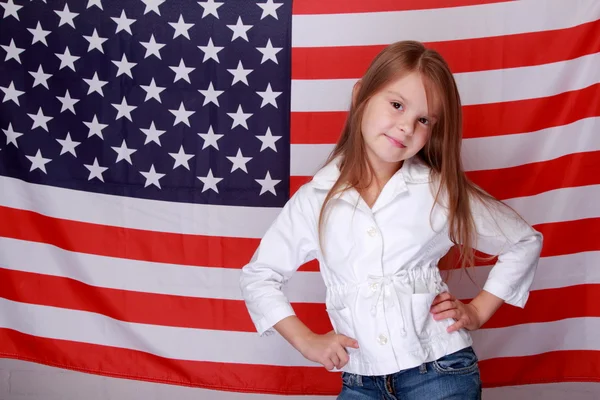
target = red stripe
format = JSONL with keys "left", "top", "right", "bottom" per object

{"left": 292, "top": 20, "right": 600, "bottom": 79}
{"left": 2, "top": 253, "right": 598, "bottom": 333}
{"left": 0, "top": 329, "right": 597, "bottom": 394}
{"left": 292, "top": 0, "right": 512, "bottom": 15}
{"left": 480, "top": 350, "right": 600, "bottom": 388}
{"left": 467, "top": 151, "right": 600, "bottom": 200}
{"left": 291, "top": 151, "right": 600, "bottom": 201}
{"left": 291, "top": 83, "right": 600, "bottom": 144}
{"left": 536, "top": 218, "right": 600, "bottom": 258}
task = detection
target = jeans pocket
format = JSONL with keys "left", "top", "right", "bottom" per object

{"left": 432, "top": 346, "right": 480, "bottom": 375}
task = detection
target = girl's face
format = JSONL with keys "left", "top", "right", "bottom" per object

{"left": 360, "top": 71, "right": 438, "bottom": 173}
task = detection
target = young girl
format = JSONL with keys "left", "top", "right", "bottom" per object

{"left": 239, "top": 40, "right": 543, "bottom": 399}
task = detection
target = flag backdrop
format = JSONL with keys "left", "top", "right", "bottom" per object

{"left": 1, "top": 0, "right": 600, "bottom": 397}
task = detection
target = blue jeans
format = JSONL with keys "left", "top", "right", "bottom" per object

{"left": 337, "top": 346, "right": 482, "bottom": 400}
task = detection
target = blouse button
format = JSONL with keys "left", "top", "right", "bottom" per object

{"left": 367, "top": 226, "right": 377, "bottom": 237}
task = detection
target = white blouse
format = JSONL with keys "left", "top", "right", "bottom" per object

{"left": 240, "top": 156, "right": 543, "bottom": 376}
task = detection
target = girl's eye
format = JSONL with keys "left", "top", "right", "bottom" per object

{"left": 419, "top": 118, "right": 429, "bottom": 125}
{"left": 391, "top": 102, "right": 403, "bottom": 110}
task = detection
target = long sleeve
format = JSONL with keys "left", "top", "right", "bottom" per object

{"left": 470, "top": 194, "right": 543, "bottom": 308}
{"left": 239, "top": 185, "right": 319, "bottom": 336}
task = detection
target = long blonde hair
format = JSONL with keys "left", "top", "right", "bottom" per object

{"left": 317, "top": 40, "right": 499, "bottom": 270}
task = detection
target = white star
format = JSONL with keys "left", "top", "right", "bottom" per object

{"left": 111, "top": 10, "right": 135, "bottom": 35}
{"left": 56, "top": 90, "right": 80, "bottom": 113}
{"left": 87, "top": 0, "right": 103, "bottom": 10}
{"left": 111, "top": 139, "right": 137, "bottom": 164}
{"left": 199, "top": 82, "right": 224, "bottom": 106}
{"left": 197, "top": 169, "right": 222, "bottom": 193}
{"left": 83, "top": 28, "right": 107, "bottom": 53}
{"left": 27, "top": 107, "right": 53, "bottom": 131}
{"left": 227, "top": 149, "right": 252, "bottom": 173}
{"left": 1, "top": 81, "right": 25, "bottom": 105}
{"left": 227, "top": 16, "right": 252, "bottom": 42}
{"left": 169, "top": 145, "right": 195, "bottom": 170}
{"left": 28, "top": 22, "right": 51, "bottom": 46}
{"left": 84, "top": 158, "right": 108, "bottom": 182}
{"left": 139, "top": 165, "right": 165, "bottom": 189}
{"left": 2, "top": 39, "right": 25, "bottom": 63}
{"left": 140, "top": 121, "right": 166, "bottom": 145}
{"left": 198, "top": 126, "right": 224, "bottom": 150}
{"left": 56, "top": 132, "right": 81, "bottom": 156}
{"left": 55, "top": 4, "right": 78, "bottom": 28}
{"left": 140, "top": 78, "right": 165, "bottom": 103}
{"left": 140, "top": 34, "right": 165, "bottom": 59}
{"left": 257, "top": 0, "right": 283, "bottom": 20}
{"left": 256, "top": 83, "right": 282, "bottom": 108}
{"left": 2, "top": 123, "right": 23, "bottom": 147}
{"left": 198, "top": 0, "right": 224, "bottom": 18}
{"left": 198, "top": 38, "right": 224, "bottom": 63}
{"left": 112, "top": 97, "right": 137, "bottom": 121}
{"left": 169, "top": 102, "right": 195, "bottom": 127}
{"left": 141, "top": 0, "right": 165, "bottom": 15}
{"left": 1, "top": 0, "right": 22, "bottom": 20}
{"left": 83, "top": 72, "right": 108, "bottom": 96}
{"left": 26, "top": 149, "right": 52, "bottom": 173}
{"left": 256, "top": 39, "right": 282, "bottom": 64}
{"left": 169, "top": 58, "right": 195, "bottom": 83}
{"left": 256, "top": 127, "right": 281, "bottom": 152}
{"left": 112, "top": 53, "right": 137, "bottom": 78}
{"left": 256, "top": 171, "right": 280, "bottom": 195}
{"left": 169, "top": 14, "right": 193, "bottom": 39}
{"left": 227, "top": 105, "right": 252, "bottom": 130}
{"left": 55, "top": 47, "right": 80, "bottom": 71}
{"left": 227, "top": 60, "right": 253, "bottom": 86}
{"left": 29, "top": 65, "right": 52, "bottom": 89}
{"left": 84, "top": 115, "right": 109, "bottom": 139}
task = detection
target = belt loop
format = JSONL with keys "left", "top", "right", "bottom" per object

{"left": 419, "top": 363, "right": 427, "bottom": 374}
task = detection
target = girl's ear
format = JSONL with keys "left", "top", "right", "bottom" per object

{"left": 351, "top": 80, "right": 362, "bottom": 108}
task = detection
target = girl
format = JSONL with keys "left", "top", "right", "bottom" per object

{"left": 239, "top": 41, "right": 543, "bottom": 399}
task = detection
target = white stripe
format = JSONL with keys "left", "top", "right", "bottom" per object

{"left": 290, "top": 53, "right": 600, "bottom": 111}
{"left": 1, "top": 236, "right": 598, "bottom": 304}
{"left": 291, "top": 0, "right": 600, "bottom": 47}
{"left": 0, "top": 298, "right": 597, "bottom": 365}
{"left": 0, "top": 176, "right": 281, "bottom": 239}
{"left": 462, "top": 117, "right": 600, "bottom": 172}
{"left": 291, "top": 117, "right": 600, "bottom": 176}
{"left": 4, "top": 359, "right": 599, "bottom": 400}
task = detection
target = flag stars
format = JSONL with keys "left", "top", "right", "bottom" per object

{"left": 227, "top": 17, "right": 252, "bottom": 42}
{"left": 84, "top": 115, "right": 109, "bottom": 139}
{"left": 169, "top": 15, "right": 194, "bottom": 39}
{"left": 227, "top": 105, "right": 252, "bottom": 129}
{"left": 169, "top": 102, "right": 195, "bottom": 127}
{"left": 198, "top": 38, "right": 224, "bottom": 63}
{"left": 1, "top": 81, "right": 25, "bottom": 105}
{"left": 140, "top": 78, "right": 166, "bottom": 103}
{"left": 112, "top": 97, "right": 137, "bottom": 121}
{"left": 198, "top": 126, "right": 224, "bottom": 150}
{"left": 56, "top": 133, "right": 81, "bottom": 156}
{"left": 26, "top": 150, "right": 52, "bottom": 173}
{"left": 28, "top": 22, "right": 51, "bottom": 46}
{"left": 226, "top": 149, "right": 252, "bottom": 173}
{"left": 111, "top": 140, "right": 137, "bottom": 164}
{"left": 29, "top": 65, "right": 52, "bottom": 89}
{"left": 57, "top": 90, "right": 80, "bottom": 113}
{"left": 197, "top": 169, "right": 223, "bottom": 193}
{"left": 256, "top": 127, "right": 281, "bottom": 152}
{"left": 140, "top": 34, "right": 165, "bottom": 59}
{"left": 199, "top": 82, "right": 224, "bottom": 106}
{"left": 55, "top": 47, "right": 80, "bottom": 71}
{"left": 256, "top": 171, "right": 280, "bottom": 195}
{"left": 256, "top": 39, "right": 282, "bottom": 64}
{"left": 140, "top": 122, "right": 166, "bottom": 145}
{"left": 2, "top": 123, "right": 23, "bottom": 147}
{"left": 198, "top": 0, "right": 224, "bottom": 19}
{"left": 1, "top": 0, "right": 22, "bottom": 20}
{"left": 83, "top": 28, "right": 108, "bottom": 53}
{"left": 140, "top": 165, "right": 165, "bottom": 188}
{"left": 27, "top": 107, "right": 53, "bottom": 131}
{"left": 2, "top": 39, "right": 25, "bottom": 64}
{"left": 55, "top": 4, "right": 78, "bottom": 28}
{"left": 257, "top": 0, "right": 283, "bottom": 20}
{"left": 87, "top": 0, "right": 103, "bottom": 10}
{"left": 112, "top": 54, "right": 137, "bottom": 78}
{"left": 228, "top": 61, "right": 253, "bottom": 86}
{"left": 170, "top": 59, "right": 195, "bottom": 83}
{"left": 83, "top": 72, "right": 109, "bottom": 96}
{"left": 141, "top": 0, "right": 166, "bottom": 15}
{"left": 84, "top": 158, "right": 108, "bottom": 182}
{"left": 169, "top": 145, "right": 195, "bottom": 170}
{"left": 256, "top": 83, "right": 282, "bottom": 108}
{"left": 111, "top": 10, "right": 136, "bottom": 35}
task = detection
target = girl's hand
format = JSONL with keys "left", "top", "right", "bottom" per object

{"left": 430, "top": 291, "right": 483, "bottom": 333}
{"left": 297, "top": 331, "right": 359, "bottom": 371}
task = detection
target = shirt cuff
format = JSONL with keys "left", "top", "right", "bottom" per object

{"left": 255, "top": 303, "right": 296, "bottom": 336}
{"left": 483, "top": 278, "right": 529, "bottom": 309}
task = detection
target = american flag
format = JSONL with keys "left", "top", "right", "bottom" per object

{"left": 0, "top": 0, "right": 599, "bottom": 398}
